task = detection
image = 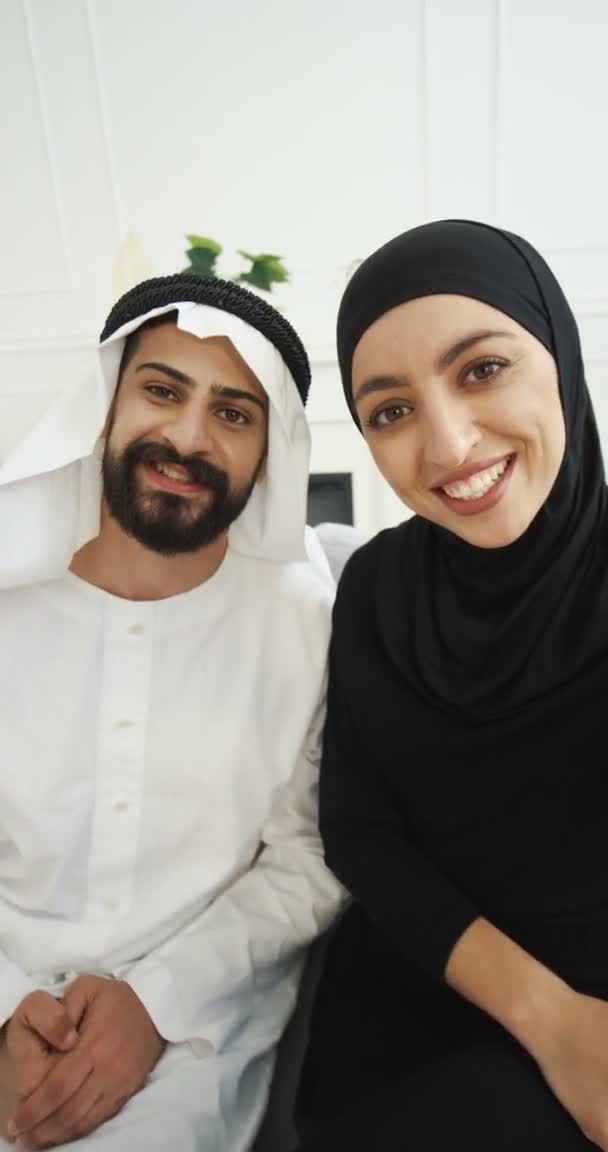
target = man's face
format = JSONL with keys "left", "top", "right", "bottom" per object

{"left": 102, "top": 322, "right": 269, "bottom": 555}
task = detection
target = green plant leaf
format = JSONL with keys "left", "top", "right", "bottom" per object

{"left": 238, "top": 251, "right": 282, "bottom": 263}
{"left": 186, "top": 235, "right": 223, "bottom": 254}
{"left": 182, "top": 246, "right": 220, "bottom": 277}
{"left": 238, "top": 269, "right": 273, "bottom": 292}
{"left": 237, "top": 251, "right": 289, "bottom": 292}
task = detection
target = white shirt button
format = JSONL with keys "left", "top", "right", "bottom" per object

{"left": 113, "top": 801, "right": 129, "bottom": 813}
{"left": 113, "top": 718, "right": 135, "bottom": 729}
{"left": 127, "top": 623, "right": 144, "bottom": 636}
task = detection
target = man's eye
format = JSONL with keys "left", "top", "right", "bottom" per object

{"left": 145, "top": 384, "right": 178, "bottom": 401}
{"left": 219, "top": 409, "right": 249, "bottom": 425}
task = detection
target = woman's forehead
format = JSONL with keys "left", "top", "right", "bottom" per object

{"left": 352, "top": 295, "right": 525, "bottom": 374}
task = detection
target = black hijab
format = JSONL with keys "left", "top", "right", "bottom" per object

{"left": 337, "top": 220, "right": 608, "bottom": 720}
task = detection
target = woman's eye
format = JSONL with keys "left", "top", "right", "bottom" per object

{"left": 464, "top": 358, "right": 506, "bottom": 384}
{"left": 368, "top": 404, "right": 410, "bottom": 429}
{"left": 145, "top": 384, "right": 178, "bottom": 401}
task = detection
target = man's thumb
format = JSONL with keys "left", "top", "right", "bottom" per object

{"left": 61, "top": 979, "right": 90, "bottom": 1030}
{"left": 22, "top": 991, "right": 78, "bottom": 1051}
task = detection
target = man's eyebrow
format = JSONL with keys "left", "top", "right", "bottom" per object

{"left": 135, "top": 362, "right": 268, "bottom": 414}
{"left": 353, "top": 330, "right": 517, "bottom": 405}
{"left": 211, "top": 383, "right": 268, "bottom": 414}
{"left": 135, "top": 361, "right": 195, "bottom": 387}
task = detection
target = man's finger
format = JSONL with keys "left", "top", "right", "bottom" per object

{"left": 71, "top": 1092, "right": 127, "bottom": 1143}
{"left": 61, "top": 979, "right": 93, "bottom": 1032}
{"left": 50, "top": 1092, "right": 125, "bottom": 1149}
{"left": 12, "top": 1072, "right": 101, "bottom": 1150}
{"left": 20, "top": 993, "right": 78, "bottom": 1052}
{"left": 17, "top": 1050, "right": 62, "bottom": 1102}
{"left": 9, "top": 1046, "right": 93, "bottom": 1137}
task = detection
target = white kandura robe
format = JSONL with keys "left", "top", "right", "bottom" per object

{"left": 0, "top": 548, "right": 342, "bottom": 1149}
{"left": 0, "top": 301, "right": 344, "bottom": 1149}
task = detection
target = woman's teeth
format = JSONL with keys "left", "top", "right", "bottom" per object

{"left": 441, "top": 458, "right": 509, "bottom": 501}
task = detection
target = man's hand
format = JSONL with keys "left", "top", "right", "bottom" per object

{"left": 8, "top": 976, "right": 166, "bottom": 1150}
{"left": 0, "top": 992, "right": 78, "bottom": 1140}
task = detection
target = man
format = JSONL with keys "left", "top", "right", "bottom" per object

{"left": 0, "top": 275, "right": 343, "bottom": 1151}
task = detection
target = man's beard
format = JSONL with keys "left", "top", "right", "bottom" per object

{"left": 102, "top": 439, "right": 261, "bottom": 556}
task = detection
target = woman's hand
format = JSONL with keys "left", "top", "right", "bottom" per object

{"left": 531, "top": 988, "right": 608, "bottom": 1149}
{"left": 445, "top": 918, "right": 608, "bottom": 1147}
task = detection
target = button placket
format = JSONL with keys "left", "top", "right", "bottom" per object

{"left": 85, "top": 607, "right": 153, "bottom": 920}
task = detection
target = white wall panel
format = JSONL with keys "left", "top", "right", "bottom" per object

{"left": 497, "top": 0, "right": 608, "bottom": 250}
{"left": 0, "top": 0, "right": 69, "bottom": 295}
{"left": 2, "top": 0, "right": 608, "bottom": 530}
{"left": 87, "top": 0, "right": 426, "bottom": 274}
{"left": 424, "top": 0, "right": 499, "bottom": 223}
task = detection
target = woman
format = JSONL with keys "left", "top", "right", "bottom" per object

{"left": 296, "top": 221, "right": 608, "bottom": 1151}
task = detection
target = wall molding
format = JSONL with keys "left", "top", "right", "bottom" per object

{"left": 84, "top": 0, "right": 126, "bottom": 241}
{"left": 22, "top": 0, "right": 73, "bottom": 290}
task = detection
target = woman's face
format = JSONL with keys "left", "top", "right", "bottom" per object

{"left": 352, "top": 294, "right": 566, "bottom": 549}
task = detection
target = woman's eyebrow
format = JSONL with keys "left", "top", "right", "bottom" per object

{"left": 436, "top": 330, "right": 517, "bottom": 372}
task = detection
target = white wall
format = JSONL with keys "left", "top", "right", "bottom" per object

{"left": 2, "top": 0, "right": 608, "bottom": 532}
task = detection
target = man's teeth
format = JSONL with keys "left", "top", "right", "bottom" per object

{"left": 154, "top": 462, "right": 193, "bottom": 483}
{"left": 442, "top": 458, "right": 509, "bottom": 501}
